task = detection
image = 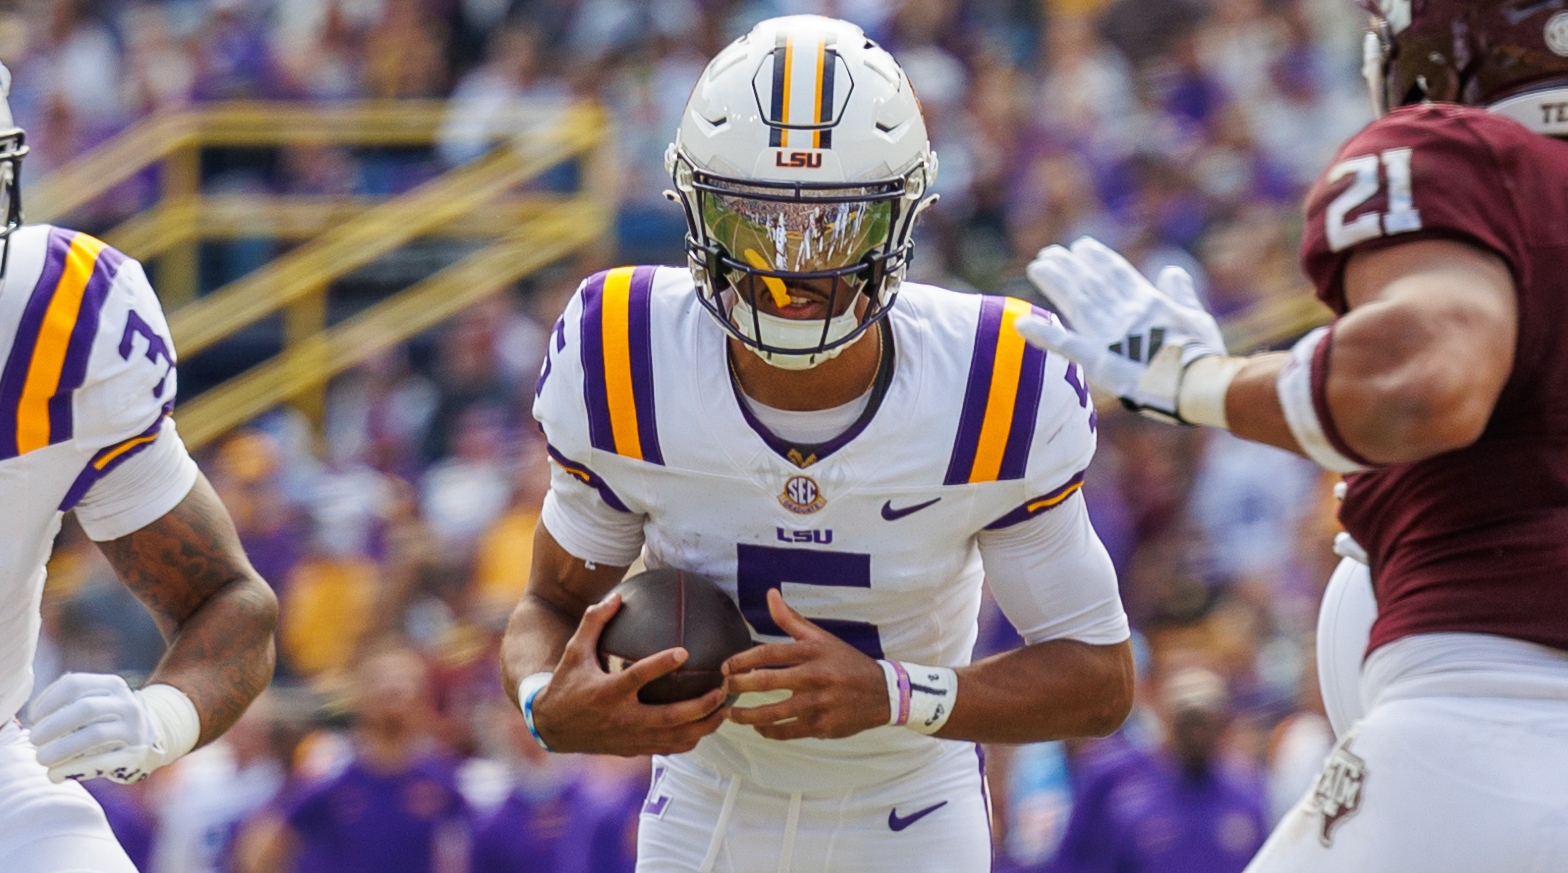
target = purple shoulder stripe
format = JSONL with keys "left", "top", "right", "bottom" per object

{"left": 545, "top": 444, "right": 632, "bottom": 513}
{"left": 48, "top": 244, "right": 129, "bottom": 447}
{"left": 983, "top": 471, "right": 1087, "bottom": 530}
{"left": 944, "top": 296, "right": 1005, "bottom": 486}
{"left": 0, "top": 228, "right": 74, "bottom": 459}
{"left": 578, "top": 271, "right": 615, "bottom": 454}
{"left": 996, "top": 305, "right": 1050, "bottom": 482}
{"left": 625, "top": 265, "right": 663, "bottom": 465}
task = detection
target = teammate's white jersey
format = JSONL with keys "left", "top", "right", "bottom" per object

{"left": 535, "top": 266, "right": 1126, "bottom": 792}
{"left": 0, "top": 225, "right": 196, "bottom": 725}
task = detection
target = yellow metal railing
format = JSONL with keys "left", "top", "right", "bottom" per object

{"left": 29, "top": 101, "right": 614, "bottom": 448}
{"left": 176, "top": 200, "right": 607, "bottom": 448}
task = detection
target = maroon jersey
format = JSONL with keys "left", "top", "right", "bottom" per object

{"left": 1301, "top": 103, "right": 1568, "bottom": 655}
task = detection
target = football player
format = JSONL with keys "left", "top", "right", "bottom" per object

{"left": 501, "top": 15, "right": 1134, "bottom": 872}
{"left": 1015, "top": 1, "right": 1568, "bottom": 869}
{"left": 0, "top": 65, "right": 278, "bottom": 872}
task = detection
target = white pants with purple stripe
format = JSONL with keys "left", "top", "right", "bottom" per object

{"left": 637, "top": 740, "right": 990, "bottom": 873}
{"left": 0, "top": 720, "right": 138, "bottom": 873}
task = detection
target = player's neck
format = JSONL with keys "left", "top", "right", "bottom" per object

{"left": 728, "top": 323, "right": 884, "bottom": 412}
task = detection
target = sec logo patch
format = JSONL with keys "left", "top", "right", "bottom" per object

{"left": 780, "top": 475, "right": 825, "bottom": 514}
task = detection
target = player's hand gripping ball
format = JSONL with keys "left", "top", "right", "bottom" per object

{"left": 597, "top": 568, "right": 755, "bottom": 704}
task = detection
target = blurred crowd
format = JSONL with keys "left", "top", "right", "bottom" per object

{"left": 14, "top": 0, "right": 1374, "bottom": 870}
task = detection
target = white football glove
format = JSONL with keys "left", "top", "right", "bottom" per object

{"left": 28, "top": 673, "right": 200, "bottom": 784}
{"left": 1017, "top": 237, "right": 1229, "bottom": 425}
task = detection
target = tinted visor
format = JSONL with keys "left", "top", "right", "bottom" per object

{"left": 700, "top": 184, "right": 894, "bottom": 279}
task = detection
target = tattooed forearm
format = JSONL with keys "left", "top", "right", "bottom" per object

{"left": 96, "top": 472, "right": 279, "bottom": 747}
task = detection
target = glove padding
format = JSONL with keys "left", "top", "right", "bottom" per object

{"left": 1017, "top": 237, "right": 1227, "bottom": 423}
{"left": 28, "top": 673, "right": 198, "bottom": 784}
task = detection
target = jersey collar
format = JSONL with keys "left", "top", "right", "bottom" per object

{"left": 727, "top": 322, "right": 896, "bottom": 469}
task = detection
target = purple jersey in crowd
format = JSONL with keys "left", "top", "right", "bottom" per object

{"left": 471, "top": 769, "right": 645, "bottom": 873}
{"left": 471, "top": 780, "right": 588, "bottom": 873}
{"left": 1050, "top": 739, "right": 1266, "bottom": 873}
{"left": 285, "top": 753, "right": 468, "bottom": 873}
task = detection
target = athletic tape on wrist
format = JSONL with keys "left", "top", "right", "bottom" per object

{"left": 1177, "top": 355, "right": 1245, "bottom": 430}
{"left": 878, "top": 660, "right": 957, "bottom": 735}
{"left": 138, "top": 684, "right": 200, "bottom": 768}
{"left": 1277, "top": 327, "right": 1371, "bottom": 474}
{"left": 517, "top": 672, "right": 555, "bottom": 752}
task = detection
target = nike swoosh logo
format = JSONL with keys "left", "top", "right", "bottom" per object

{"left": 881, "top": 498, "right": 941, "bottom": 521}
{"left": 888, "top": 801, "right": 948, "bottom": 832}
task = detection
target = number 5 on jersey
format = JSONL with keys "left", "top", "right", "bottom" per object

{"left": 736, "top": 544, "right": 884, "bottom": 659}
{"left": 1326, "top": 147, "right": 1423, "bottom": 252}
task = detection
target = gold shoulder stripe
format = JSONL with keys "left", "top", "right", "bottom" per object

{"left": 17, "top": 233, "right": 107, "bottom": 454}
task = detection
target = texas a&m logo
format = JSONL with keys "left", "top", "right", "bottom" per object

{"left": 775, "top": 151, "right": 823, "bottom": 169}
{"left": 1307, "top": 743, "right": 1366, "bottom": 847}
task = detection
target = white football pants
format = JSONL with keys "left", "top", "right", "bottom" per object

{"left": 0, "top": 720, "right": 138, "bottom": 873}
{"left": 1245, "top": 694, "right": 1568, "bottom": 872}
{"left": 637, "top": 740, "right": 991, "bottom": 873}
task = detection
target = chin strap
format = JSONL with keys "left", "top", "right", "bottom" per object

{"left": 1363, "top": 31, "right": 1389, "bottom": 118}
{"left": 730, "top": 298, "right": 863, "bottom": 371}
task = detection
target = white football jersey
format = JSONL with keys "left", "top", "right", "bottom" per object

{"left": 535, "top": 266, "right": 1108, "bottom": 792}
{"left": 0, "top": 225, "right": 194, "bottom": 724}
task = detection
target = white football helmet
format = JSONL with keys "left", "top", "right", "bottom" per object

{"left": 0, "top": 64, "right": 26, "bottom": 276}
{"left": 666, "top": 15, "right": 938, "bottom": 370}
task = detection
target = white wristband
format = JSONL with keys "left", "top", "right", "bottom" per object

{"left": 1177, "top": 355, "right": 1245, "bottom": 430}
{"left": 879, "top": 660, "right": 958, "bottom": 736}
{"left": 138, "top": 684, "right": 200, "bottom": 769}
{"left": 1277, "top": 327, "right": 1369, "bottom": 474}
{"left": 517, "top": 672, "right": 555, "bottom": 752}
{"left": 878, "top": 660, "right": 902, "bottom": 726}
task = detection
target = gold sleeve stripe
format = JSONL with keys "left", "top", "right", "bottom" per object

{"left": 93, "top": 429, "right": 162, "bottom": 471}
{"left": 968, "top": 297, "right": 1034, "bottom": 483}
{"left": 599, "top": 266, "right": 643, "bottom": 461}
{"left": 1027, "top": 480, "right": 1084, "bottom": 513}
{"left": 16, "top": 233, "right": 107, "bottom": 454}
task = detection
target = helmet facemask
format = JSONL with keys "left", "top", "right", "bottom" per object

{"left": 0, "top": 62, "right": 23, "bottom": 279}
{"left": 0, "top": 128, "right": 25, "bottom": 279}
{"left": 668, "top": 149, "right": 935, "bottom": 370}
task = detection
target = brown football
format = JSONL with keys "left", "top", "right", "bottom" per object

{"left": 597, "top": 567, "right": 756, "bottom": 705}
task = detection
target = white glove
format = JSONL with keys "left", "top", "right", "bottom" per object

{"left": 1017, "top": 237, "right": 1229, "bottom": 425}
{"left": 28, "top": 673, "right": 200, "bottom": 784}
